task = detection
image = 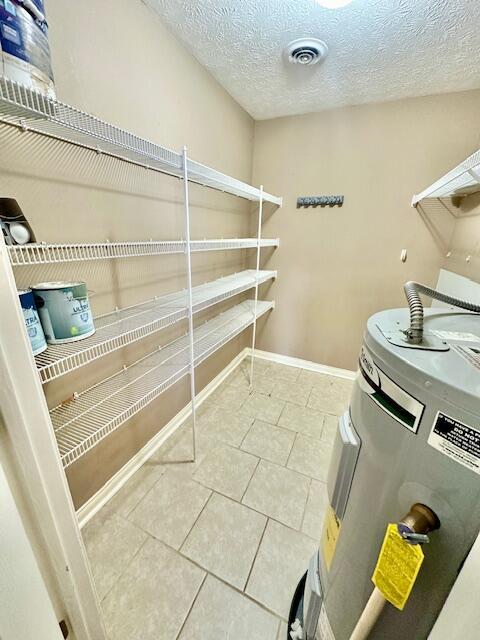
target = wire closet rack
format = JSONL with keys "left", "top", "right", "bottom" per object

{"left": 412, "top": 148, "right": 480, "bottom": 206}
{"left": 0, "top": 77, "right": 282, "bottom": 474}
{"left": 0, "top": 72, "right": 283, "bottom": 640}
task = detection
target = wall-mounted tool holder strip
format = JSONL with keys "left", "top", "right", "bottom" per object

{"left": 297, "top": 195, "right": 344, "bottom": 208}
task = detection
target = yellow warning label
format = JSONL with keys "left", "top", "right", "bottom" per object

{"left": 322, "top": 505, "right": 341, "bottom": 571}
{"left": 372, "top": 524, "right": 424, "bottom": 610}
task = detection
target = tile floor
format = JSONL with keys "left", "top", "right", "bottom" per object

{"left": 82, "top": 357, "right": 353, "bottom": 640}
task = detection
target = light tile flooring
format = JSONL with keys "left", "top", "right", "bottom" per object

{"left": 82, "top": 358, "right": 353, "bottom": 640}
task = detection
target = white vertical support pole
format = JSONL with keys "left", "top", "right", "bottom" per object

{"left": 182, "top": 146, "right": 197, "bottom": 461}
{"left": 250, "top": 185, "right": 264, "bottom": 387}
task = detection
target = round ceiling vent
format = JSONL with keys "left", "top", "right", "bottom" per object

{"left": 285, "top": 38, "right": 329, "bottom": 66}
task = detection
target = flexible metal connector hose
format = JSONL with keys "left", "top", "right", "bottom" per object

{"left": 404, "top": 281, "right": 480, "bottom": 344}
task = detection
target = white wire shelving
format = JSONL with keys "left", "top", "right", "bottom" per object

{"left": 0, "top": 77, "right": 282, "bottom": 205}
{"left": 51, "top": 299, "right": 273, "bottom": 467}
{"left": 412, "top": 148, "right": 480, "bottom": 206}
{"left": 7, "top": 238, "right": 279, "bottom": 266}
{"left": 35, "top": 269, "right": 276, "bottom": 383}
{"left": 0, "top": 70, "right": 282, "bottom": 640}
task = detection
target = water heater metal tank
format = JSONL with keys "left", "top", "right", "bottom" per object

{"left": 298, "top": 307, "right": 480, "bottom": 640}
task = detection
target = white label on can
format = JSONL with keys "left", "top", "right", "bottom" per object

{"left": 428, "top": 412, "right": 480, "bottom": 476}
{"left": 317, "top": 604, "right": 336, "bottom": 640}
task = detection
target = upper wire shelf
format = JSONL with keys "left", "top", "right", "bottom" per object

{"left": 36, "top": 269, "right": 276, "bottom": 383}
{"left": 0, "top": 77, "right": 282, "bottom": 205}
{"left": 8, "top": 238, "right": 279, "bottom": 266}
{"left": 412, "top": 148, "right": 480, "bottom": 206}
{"left": 51, "top": 299, "right": 273, "bottom": 467}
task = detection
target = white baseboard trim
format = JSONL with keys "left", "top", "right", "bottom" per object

{"left": 247, "top": 348, "right": 356, "bottom": 380}
{"left": 77, "top": 346, "right": 355, "bottom": 528}
{"left": 77, "top": 347, "right": 249, "bottom": 528}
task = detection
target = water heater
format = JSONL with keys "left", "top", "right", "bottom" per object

{"left": 292, "top": 304, "right": 480, "bottom": 639}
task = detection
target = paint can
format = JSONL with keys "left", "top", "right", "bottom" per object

{"left": 32, "top": 282, "right": 95, "bottom": 344}
{"left": 18, "top": 287, "right": 47, "bottom": 356}
{"left": 0, "top": 0, "right": 55, "bottom": 96}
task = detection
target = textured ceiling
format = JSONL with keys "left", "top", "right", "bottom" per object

{"left": 144, "top": 0, "right": 480, "bottom": 120}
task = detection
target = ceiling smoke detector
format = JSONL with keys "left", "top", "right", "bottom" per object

{"left": 285, "top": 38, "right": 328, "bottom": 66}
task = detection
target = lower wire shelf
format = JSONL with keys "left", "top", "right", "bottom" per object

{"left": 51, "top": 299, "right": 274, "bottom": 468}
{"left": 36, "top": 269, "right": 276, "bottom": 383}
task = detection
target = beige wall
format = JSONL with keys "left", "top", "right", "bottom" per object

{"left": 252, "top": 89, "right": 480, "bottom": 370}
{"left": 0, "top": 0, "right": 259, "bottom": 507}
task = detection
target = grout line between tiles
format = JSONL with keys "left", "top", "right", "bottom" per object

{"left": 121, "top": 468, "right": 169, "bottom": 521}
{"left": 239, "top": 454, "right": 262, "bottom": 503}
{"left": 155, "top": 437, "right": 325, "bottom": 524}
{"left": 174, "top": 550, "right": 290, "bottom": 625}
{"left": 315, "top": 412, "right": 326, "bottom": 440}
{"left": 238, "top": 418, "right": 256, "bottom": 449}
{"left": 174, "top": 570, "right": 208, "bottom": 640}
{"left": 218, "top": 483, "right": 307, "bottom": 534}
{"left": 107, "top": 516, "right": 288, "bottom": 624}
{"left": 299, "top": 477, "right": 313, "bottom": 533}
{"left": 285, "top": 431, "right": 298, "bottom": 468}
{"left": 305, "top": 382, "right": 316, "bottom": 410}
{"left": 139, "top": 480, "right": 314, "bottom": 551}
{"left": 276, "top": 400, "right": 288, "bottom": 426}
{"left": 98, "top": 532, "right": 150, "bottom": 605}
{"left": 108, "top": 500, "right": 303, "bottom": 625}
{"left": 214, "top": 570, "right": 289, "bottom": 624}
{"left": 244, "top": 516, "right": 269, "bottom": 592}
{"left": 242, "top": 491, "right": 310, "bottom": 533}
{"left": 179, "top": 489, "right": 215, "bottom": 553}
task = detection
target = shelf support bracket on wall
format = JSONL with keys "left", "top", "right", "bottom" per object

{"left": 250, "top": 185, "right": 264, "bottom": 388}
{"left": 181, "top": 146, "right": 197, "bottom": 461}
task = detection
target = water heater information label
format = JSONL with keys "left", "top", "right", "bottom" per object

{"left": 372, "top": 524, "right": 424, "bottom": 610}
{"left": 428, "top": 412, "right": 480, "bottom": 475}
